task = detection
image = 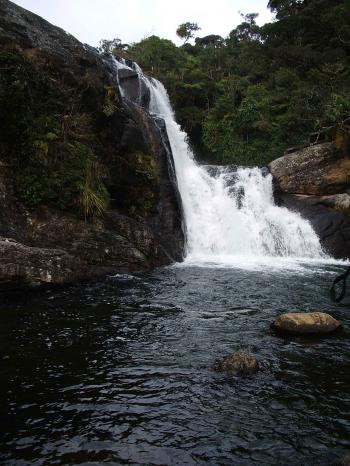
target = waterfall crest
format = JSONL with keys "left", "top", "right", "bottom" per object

{"left": 115, "top": 59, "right": 327, "bottom": 266}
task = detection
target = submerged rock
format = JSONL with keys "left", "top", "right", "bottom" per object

{"left": 273, "top": 312, "right": 341, "bottom": 335}
{"left": 215, "top": 351, "right": 259, "bottom": 376}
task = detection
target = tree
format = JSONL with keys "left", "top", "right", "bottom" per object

{"left": 98, "top": 38, "right": 128, "bottom": 55}
{"left": 105, "top": 1, "right": 350, "bottom": 166}
{"left": 231, "top": 13, "right": 262, "bottom": 42}
{"left": 126, "top": 36, "right": 183, "bottom": 73}
{"left": 268, "top": 0, "right": 305, "bottom": 17}
{"left": 176, "top": 22, "right": 201, "bottom": 44}
{"left": 195, "top": 35, "right": 224, "bottom": 48}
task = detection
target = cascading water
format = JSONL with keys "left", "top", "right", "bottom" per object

{"left": 114, "top": 59, "right": 327, "bottom": 267}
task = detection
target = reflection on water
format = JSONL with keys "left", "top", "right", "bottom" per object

{"left": 1, "top": 264, "right": 350, "bottom": 465}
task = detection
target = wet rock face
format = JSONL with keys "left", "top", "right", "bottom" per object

{"left": 117, "top": 66, "right": 151, "bottom": 108}
{"left": 279, "top": 194, "right": 350, "bottom": 259}
{"left": 273, "top": 312, "right": 341, "bottom": 335}
{"left": 215, "top": 351, "right": 259, "bottom": 376}
{"left": 0, "top": 0, "right": 184, "bottom": 289}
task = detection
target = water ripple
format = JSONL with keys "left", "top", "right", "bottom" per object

{"left": 1, "top": 264, "right": 350, "bottom": 465}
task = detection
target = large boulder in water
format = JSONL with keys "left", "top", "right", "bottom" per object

{"left": 269, "top": 142, "right": 350, "bottom": 196}
{"left": 273, "top": 312, "right": 341, "bottom": 335}
{"left": 215, "top": 351, "right": 259, "bottom": 376}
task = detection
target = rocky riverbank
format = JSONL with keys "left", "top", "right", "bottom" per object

{"left": 269, "top": 141, "right": 350, "bottom": 259}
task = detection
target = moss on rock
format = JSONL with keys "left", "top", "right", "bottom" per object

{"left": 0, "top": 43, "right": 112, "bottom": 217}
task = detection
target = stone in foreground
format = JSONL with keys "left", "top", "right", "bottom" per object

{"left": 215, "top": 351, "right": 259, "bottom": 376}
{"left": 273, "top": 312, "right": 341, "bottom": 335}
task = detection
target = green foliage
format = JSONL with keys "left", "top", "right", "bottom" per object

{"left": 109, "top": 0, "right": 350, "bottom": 166}
{"left": 98, "top": 37, "right": 128, "bottom": 55}
{"left": 126, "top": 36, "right": 184, "bottom": 74}
{"left": 17, "top": 137, "right": 110, "bottom": 217}
{"left": 204, "top": 84, "right": 277, "bottom": 164}
{"left": 0, "top": 45, "right": 110, "bottom": 217}
{"left": 124, "top": 152, "right": 158, "bottom": 217}
{"left": 0, "top": 47, "right": 44, "bottom": 164}
{"left": 176, "top": 22, "right": 201, "bottom": 44}
{"left": 103, "top": 86, "right": 119, "bottom": 116}
{"left": 75, "top": 146, "right": 109, "bottom": 220}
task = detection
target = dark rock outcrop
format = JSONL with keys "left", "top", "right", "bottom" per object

{"left": 269, "top": 142, "right": 350, "bottom": 259}
{"left": 279, "top": 194, "right": 350, "bottom": 259}
{"left": 0, "top": 237, "right": 87, "bottom": 289}
{"left": 0, "top": 0, "right": 184, "bottom": 289}
{"left": 117, "top": 64, "right": 151, "bottom": 108}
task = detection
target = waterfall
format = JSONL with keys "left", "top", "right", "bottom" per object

{"left": 114, "top": 59, "right": 327, "bottom": 266}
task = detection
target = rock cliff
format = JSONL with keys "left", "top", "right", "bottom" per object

{"left": 0, "top": 0, "right": 184, "bottom": 289}
{"left": 269, "top": 142, "right": 350, "bottom": 259}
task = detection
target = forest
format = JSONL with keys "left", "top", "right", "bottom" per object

{"left": 100, "top": 0, "right": 350, "bottom": 166}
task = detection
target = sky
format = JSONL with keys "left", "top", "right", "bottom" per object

{"left": 13, "top": 0, "right": 274, "bottom": 47}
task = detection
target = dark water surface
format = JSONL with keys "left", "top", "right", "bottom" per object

{"left": 1, "top": 264, "right": 350, "bottom": 465}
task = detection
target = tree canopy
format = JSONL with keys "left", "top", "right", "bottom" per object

{"left": 100, "top": 1, "right": 350, "bottom": 166}
{"left": 176, "top": 22, "right": 201, "bottom": 44}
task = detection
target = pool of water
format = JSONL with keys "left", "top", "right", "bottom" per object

{"left": 1, "top": 263, "right": 350, "bottom": 465}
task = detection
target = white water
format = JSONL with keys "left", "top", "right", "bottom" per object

{"left": 114, "top": 59, "right": 337, "bottom": 268}
{"left": 147, "top": 79, "right": 328, "bottom": 265}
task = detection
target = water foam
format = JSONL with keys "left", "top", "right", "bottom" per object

{"left": 113, "top": 59, "right": 344, "bottom": 269}
{"left": 147, "top": 79, "right": 327, "bottom": 265}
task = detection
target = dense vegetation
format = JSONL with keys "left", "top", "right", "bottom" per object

{"left": 0, "top": 37, "right": 164, "bottom": 219}
{"left": 0, "top": 46, "right": 112, "bottom": 216}
{"left": 104, "top": 0, "right": 350, "bottom": 165}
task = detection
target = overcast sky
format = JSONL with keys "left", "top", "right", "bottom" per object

{"left": 13, "top": 0, "right": 274, "bottom": 47}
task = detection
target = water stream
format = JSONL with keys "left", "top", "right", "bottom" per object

{"left": 1, "top": 267, "right": 350, "bottom": 465}
{"left": 1, "top": 61, "right": 349, "bottom": 466}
